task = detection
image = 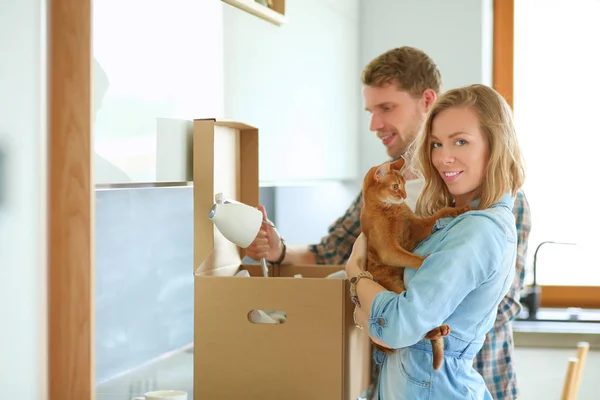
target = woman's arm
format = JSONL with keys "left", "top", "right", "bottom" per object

{"left": 345, "top": 234, "right": 387, "bottom": 313}
{"left": 348, "top": 215, "right": 511, "bottom": 349}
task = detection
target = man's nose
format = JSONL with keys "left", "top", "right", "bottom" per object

{"left": 370, "top": 114, "right": 384, "bottom": 131}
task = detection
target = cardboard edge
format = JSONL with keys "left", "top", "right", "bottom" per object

{"left": 193, "top": 118, "right": 258, "bottom": 131}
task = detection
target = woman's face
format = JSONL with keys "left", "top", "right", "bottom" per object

{"left": 430, "top": 106, "right": 489, "bottom": 207}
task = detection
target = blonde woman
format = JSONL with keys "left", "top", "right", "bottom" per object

{"left": 346, "top": 84, "right": 525, "bottom": 399}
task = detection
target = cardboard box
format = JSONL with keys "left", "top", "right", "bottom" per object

{"left": 193, "top": 119, "right": 371, "bottom": 399}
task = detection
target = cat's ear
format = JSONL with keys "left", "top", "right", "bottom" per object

{"left": 391, "top": 157, "right": 405, "bottom": 171}
{"left": 374, "top": 162, "right": 391, "bottom": 181}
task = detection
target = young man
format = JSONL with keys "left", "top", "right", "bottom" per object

{"left": 246, "top": 47, "right": 531, "bottom": 400}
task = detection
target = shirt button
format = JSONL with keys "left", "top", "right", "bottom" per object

{"left": 378, "top": 317, "right": 385, "bottom": 326}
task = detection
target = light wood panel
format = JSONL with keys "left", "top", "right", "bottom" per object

{"left": 48, "top": 0, "right": 93, "bottom": 398}
{"left": 541, "top": 286, "right": 600, "bottom": 309}
{"left": 222, "top": 0, "right": 288, "bottom": 25}
{"left": 493, "top": 0, "right": 514, "bottom": 108}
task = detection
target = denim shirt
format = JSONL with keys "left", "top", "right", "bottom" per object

{"left": 369, "top": 193, "right": 517, "bottom": 400}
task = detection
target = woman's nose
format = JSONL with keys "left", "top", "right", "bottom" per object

{"left": 441, "top": 150, "right": 455, "bottom": 165}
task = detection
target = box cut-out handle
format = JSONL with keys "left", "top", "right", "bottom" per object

{"left": 247, "top": 309, "right": 287, "bottom": 324}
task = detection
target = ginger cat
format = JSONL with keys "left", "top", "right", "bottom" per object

{"left": 359, "top": 157, "right": 471, "bottom": 371}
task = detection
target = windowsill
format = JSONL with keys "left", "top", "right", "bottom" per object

{"left": 513, "top": 319, "right": 600, "bottom": 349}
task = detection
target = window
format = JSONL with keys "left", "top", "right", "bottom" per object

{"left": 496, "top": 0, "right": 600, "bottom": 308}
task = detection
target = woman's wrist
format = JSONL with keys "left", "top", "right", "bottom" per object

{"left": 346, "top": 253, "right": 365, "bottom": 280}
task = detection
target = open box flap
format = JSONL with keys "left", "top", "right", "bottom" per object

{"left": 192, "top": 118, "right": 258, "bottom": 132}
{"left": 193, "top": 118, "right": 259, "bottom": 274}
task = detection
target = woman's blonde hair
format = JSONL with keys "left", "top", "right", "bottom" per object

{"left": 412, "top": 84, "right": 525, "bottom": 216}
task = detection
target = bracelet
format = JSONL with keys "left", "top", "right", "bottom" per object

{"left": 349, "top": 270, "right": 375, "bottom": 307}
{"left": 353, "top": 306, "right": 363, "bottom": 330}
{"left": 268, "top": 237, "right": 286, "bottom": 265}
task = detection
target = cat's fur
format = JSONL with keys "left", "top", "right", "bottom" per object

{"left": 359, "top": 157, "right": 471, "bottom": 371}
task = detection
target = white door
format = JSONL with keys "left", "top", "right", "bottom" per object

{"left": 0, "top": 0, "right": 48, "bottom": 398}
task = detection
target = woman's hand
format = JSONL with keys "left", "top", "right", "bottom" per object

{"left": 346, "top": 233, "right": 367, "bottom": 279}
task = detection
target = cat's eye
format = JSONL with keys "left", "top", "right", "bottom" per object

{"left": 392, "top": 184, "right": 399, "bottom": 190}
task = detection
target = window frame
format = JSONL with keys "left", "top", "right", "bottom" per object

{"left": 492, "top": 0, "right": 600, "bottom": 310}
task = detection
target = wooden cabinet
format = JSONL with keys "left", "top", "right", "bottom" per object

{"left": 222, "top": 0, "right": 287, "bottom": 25}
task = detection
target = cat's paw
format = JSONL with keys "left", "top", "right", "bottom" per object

{"left": 424, "top": 325, "right": 451, "bottom": 340}
{"left": 459, "top": 205, "right": 472, "bottom": 213}
{"left": 450, "top": 205, "right": 471, "bottom": 218}
{"left": 439, "top": 324, "right": 451, "bottom": 336}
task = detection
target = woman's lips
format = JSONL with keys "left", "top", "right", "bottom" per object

{"left": 442, "top": 171, "right": 463, "bottom": 181}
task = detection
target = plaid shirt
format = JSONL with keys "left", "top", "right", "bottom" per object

{"left": 308, "top": 190, "right": 531, "bottom": 400}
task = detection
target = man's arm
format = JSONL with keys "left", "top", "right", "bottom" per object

{"left": 276, "top": 191, "right": 362, "bottom": 265}
{"left": 280, "top": 243, "right": 317, "bottom": 265}
{"left": 245, "top": 192, "right": 363, "bottom": 265}
{"left": 305, "top": 191, "right": 363, "bottom": 265}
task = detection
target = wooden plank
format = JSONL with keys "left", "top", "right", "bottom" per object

{"left": 541, "top": 286, "right": 600, "bottom": 309}
{"left": 222, "top": 0, "right": 288, "bottom": 25}
{"left": 48, "top": 0, "right": 93, "bottom": 397}
{"left": 493, "top": 0, "right": 514, "bottom": 108}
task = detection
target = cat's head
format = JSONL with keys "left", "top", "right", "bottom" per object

{"left": 362, "top": 157, "right": 408, "bottom": 205}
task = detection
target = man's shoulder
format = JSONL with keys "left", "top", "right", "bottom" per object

{"left": 513, "top": 189, "right": 531, "bottom": 214}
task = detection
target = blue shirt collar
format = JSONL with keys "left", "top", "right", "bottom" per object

{"left": 432, "top": 192, "right": 514, "bottom": 233}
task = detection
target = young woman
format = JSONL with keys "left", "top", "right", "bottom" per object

{"left": 346, "top": 84, "right": 525, "bottom": 399}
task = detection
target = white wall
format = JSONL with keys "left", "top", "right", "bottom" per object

{"left": 92, "top": 0, "right": 224, "bottom": 184}
{"left": 358, "top": 0, "right": 493, "bottom": 177}
{"left": 0, "top": 0, "right": 48, "bottom": 398}
{"left": 223, "top": 0, "right": 361, "bottom": 184}
{"left": 514, "top": 347, "right": 600, "bottom": 399}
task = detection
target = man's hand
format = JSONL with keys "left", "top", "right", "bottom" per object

{"left": 346, "top": 232, "right": 367, "bottom": 279}
{"left": 245, "top": 206, "right": 284, "bottom": 262}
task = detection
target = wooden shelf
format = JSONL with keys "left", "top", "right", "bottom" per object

{"left": 222, "top": 0, "right": 288, "bottom": 26}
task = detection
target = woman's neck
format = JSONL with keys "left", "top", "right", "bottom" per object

{"left": 454, "top": 189, "right": 479, "bottom": 208}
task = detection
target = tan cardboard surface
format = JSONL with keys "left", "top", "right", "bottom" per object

{"left": 193, "top": 119, "right": 259, "bottom": 275}
{"left": 194, "top": 265, "right": 371, "bottom": 400}
{"left": 192, "top": 119, "right": 370, "bottom": 399}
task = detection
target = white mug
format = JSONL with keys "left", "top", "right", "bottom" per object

{"left": 132, "top": 390, "right": 188, "bottom": 400}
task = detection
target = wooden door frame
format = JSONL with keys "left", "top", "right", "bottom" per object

{"left": 48, "top": 0, "right": 93, "bottom": 398}
{"left": 493, "top": 0, "right": 514, "bottom": 109}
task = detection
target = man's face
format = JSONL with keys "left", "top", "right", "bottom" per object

{"left": 363, "top": 83, "right": 431, "bottom": 160}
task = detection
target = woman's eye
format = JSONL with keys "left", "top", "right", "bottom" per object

{"left": 431, "top": 142, "right": 441, "bottom": 149}
{"left": 456, "top": 139, "right": 467, "bottom": 146}
{"left": 392, "top": 184, "right": 399, "bottom": 190}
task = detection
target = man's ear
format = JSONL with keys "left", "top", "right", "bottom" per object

{"left": 422, "top": 88, "right": 437, "bottom": 112}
